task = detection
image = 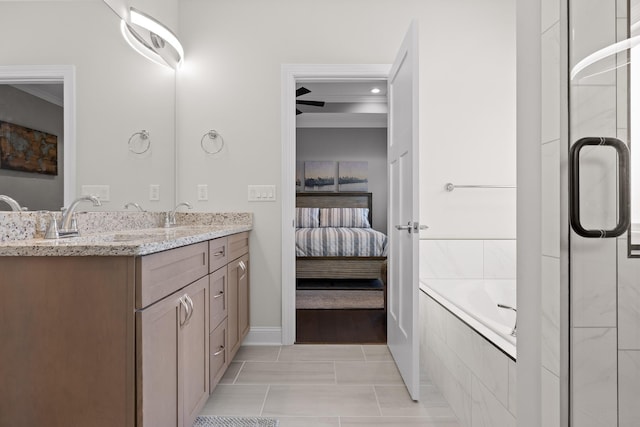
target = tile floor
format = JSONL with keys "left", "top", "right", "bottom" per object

{"left": 199, "top": 344, "right": 461, "bottom": 427}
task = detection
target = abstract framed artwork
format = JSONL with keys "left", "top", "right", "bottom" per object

{"left": 0, "top": 121, "right": 58, "bottom": 175}
{"left": 304, "top": 160, "right": 336, "bottom": 191}
{"left": 339, "top": 161, "right": 368, "bottom": 191}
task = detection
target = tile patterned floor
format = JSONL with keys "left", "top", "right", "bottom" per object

{"left": 200, "top": 345, "right": 461, "bottom": 427}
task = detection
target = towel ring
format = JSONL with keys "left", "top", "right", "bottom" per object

{"left": 128, "top": 130, "right": 151, "bottom": 154}
{"left": 201, "top": 130, "right": 224, "bottom": 155}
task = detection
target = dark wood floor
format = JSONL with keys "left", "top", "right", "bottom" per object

{"left": 296, "top": 308, "right": 387, "bottom": 344}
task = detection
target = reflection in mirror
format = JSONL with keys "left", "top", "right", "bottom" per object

{"left": 0, "top": 1, "right": 177, "bottom": 212}
{"left": 0, "top": 65, "right": 75, "bottom": 211}
{"left": 122, "top": 7, "right": 184, "bottom": 69}
{"left": 0, "top": 83, "right": 64, "bottom": 211}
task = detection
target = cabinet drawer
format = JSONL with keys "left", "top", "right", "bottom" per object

{"left": 228, "top": 232, "right": 249, "bottom": 261}
{"left": 209, "top": 236, "right": 228, "bottom": 273}
{"left": 209, "top": 266, "right": 228, "bottom": 330}
{"left": 136, "top": 242, "right": 209, "bottom": 309}
{"left": 209, "top": 318, "right": 228, "bottom": 392}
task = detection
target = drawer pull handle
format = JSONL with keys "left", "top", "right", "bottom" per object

{"left": 179, "top": 296, "right": 190, "bottom": 326}
{"left": 213, "top": 291, "right": 225, "bottom": 299}
{"left": 213, "top": 346, "right": 225, "bottom": 357}
{"left": 213, "top": 250, "right": 225, "bottom": 257}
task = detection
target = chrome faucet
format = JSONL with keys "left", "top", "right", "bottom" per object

{"left": 164, "top": 202, "right": 192, "bottom": 227}
{"left": 58, "top": 195, "right": 102, "bottom": 237}
{"left": 497, "top": 304, "right": 517, "bottom": 337}
{"left": 0, "top": 195, "right": 24, "bottom": 211}
{"left": 124, "top": 202, "right": 145, "bottom": 212}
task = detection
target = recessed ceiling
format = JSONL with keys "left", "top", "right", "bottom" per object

{"left": 11, "top": 83, "right": 64, "bottom": 107}
{"left": 296, "top": 81, "right": 388, "bottom": 128}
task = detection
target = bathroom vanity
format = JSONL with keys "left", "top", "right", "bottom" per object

{"left": 0, "top": 216, "right": 251, "bottom": 427}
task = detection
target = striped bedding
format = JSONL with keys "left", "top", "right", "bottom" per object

{"left": 296, "top": 227, "right": 388, "bottom": 257}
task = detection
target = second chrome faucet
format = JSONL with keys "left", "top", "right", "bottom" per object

{"left": 164, "top": 202, "right": 192, "bottom": 227}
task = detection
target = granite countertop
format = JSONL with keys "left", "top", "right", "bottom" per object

{"left": 0, "top": 224, "right": 252, "bottom": 257}
{"left": 0, "top": 211, "right": 253, "bottom": 256}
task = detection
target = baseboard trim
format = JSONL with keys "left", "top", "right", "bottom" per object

{"left": 242, "top": 327, "right": 283, "bottom": 346}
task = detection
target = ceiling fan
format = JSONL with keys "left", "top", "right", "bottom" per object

{"left": 296, "top": 86, "right": 325, "bottom": 115}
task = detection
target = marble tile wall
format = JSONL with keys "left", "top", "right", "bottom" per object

{"left": 419, "top": 239, "right": 516, "bottom": 280}
{"left": 420, "top": 292, "right": 516, "bottom": 427}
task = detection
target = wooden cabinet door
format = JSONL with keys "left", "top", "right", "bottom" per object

{"left": 237, "top": 254, "right": 250, "bottom": 343}
{"left": 182, "top": 276, "right": 210, "bottom": 427}
{"left": 138, "top": 276, "right": 209, "bottom": 427}
{"left": 227, "top": 253, "right": 250, "bottom": 359}
{"left": 227, "top": 258, "right": 240, "bottom": 359}
{"left": 137, "top": 292, "right": 182, "bottom": 427}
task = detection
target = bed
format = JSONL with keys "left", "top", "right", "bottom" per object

{"left": 295, "top": 192, "right": 387, "bottom": 280}
{"left": 295, "top": 192, "right": 388, "bottom": 343}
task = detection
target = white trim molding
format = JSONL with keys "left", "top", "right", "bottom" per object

{"left": 242, "top": 327, "right": 283, "bottom": 346}
{"left": 0, "top": 65, "right": 76, "bottom": 206}
{"left": 280, "top": 64, "right": 391, "bottom": 345}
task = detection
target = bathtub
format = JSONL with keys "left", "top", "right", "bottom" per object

{"left": 419, "top": 279, "right": 517, "bottom": 360}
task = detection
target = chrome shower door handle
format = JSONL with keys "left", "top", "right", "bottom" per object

{"left": 569, "top": 137, "right": 630, "bottom": 238}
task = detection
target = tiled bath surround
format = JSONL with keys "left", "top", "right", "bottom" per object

{"left": 420, "top": 290, "right": 516, "bottom": 427}
{"left": 419, "top": 239, "right": 516, "bottom": 426}
{"left": 420, "top": 239, "right": 516, "bottom": 280}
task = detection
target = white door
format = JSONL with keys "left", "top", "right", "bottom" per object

{"left": 387, "top": 21, "right": 420, "bottom": 401}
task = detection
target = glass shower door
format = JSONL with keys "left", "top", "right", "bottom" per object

{"left": 569, "top": 0, "right": 640, "bottom": 425}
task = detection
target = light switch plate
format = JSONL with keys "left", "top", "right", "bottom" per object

{"left": 248, "top": 185, "right": 276, "bottom": 201}
{"left": 149, "top": 184, "right": 160, "bottom": 201}
{"left": 81, "top": 185, "right": 110, "bottom": 202}
{"left": 197, "top": 184, "right": 208, "bottom": 201}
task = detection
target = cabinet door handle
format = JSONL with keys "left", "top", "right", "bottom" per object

{"left": 213, "top": 345, "right": 225, "bottom": 357}
{"left": 238, "top": 260, "right": 247, "bottom": 280}
{"left": 213, "top": 249, "right": 225, "bottom": 257}
{"left": 179, "top": 296, "right": 190, "bottom": 326}
{"left": 184, "top": 294, "right": 195, "bottom": 324}
{"left": 213, "top": 290, "right": 225, "bottom": 299}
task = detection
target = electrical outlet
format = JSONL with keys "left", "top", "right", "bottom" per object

{"left": 81, "top": 185, "right": 110, "bottom": 202}
{"left": 197, "top": 184, "right": 208, "bottom": 201}
{"left": 248, "top": 185, "right": 276, "bottom": 201}
{"left": 149, "top": 184, "right": 160, "bottom": 201}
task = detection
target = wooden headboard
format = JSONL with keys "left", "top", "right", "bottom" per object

{"left": 296, "top": 192, "right": 373, "bottom": 225}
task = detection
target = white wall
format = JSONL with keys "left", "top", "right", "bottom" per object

{"left": 0, "top": 86, "right": 64, "bottom": 211}
{"left": 296, "top": 127, "right": 388, "bottom": 233}
{"left": 177, "top": 0, "right": 516, "bottom": 328}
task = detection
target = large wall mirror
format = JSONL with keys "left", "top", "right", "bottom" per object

{"left": 0, "top": 1, "right": 176, "bottom": 211}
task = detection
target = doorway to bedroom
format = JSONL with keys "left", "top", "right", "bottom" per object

{"left": 293, "top": 80, "right": 389, "bottom": 344}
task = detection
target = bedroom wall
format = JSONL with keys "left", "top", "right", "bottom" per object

{"left": 0, "top": 85, "right": 64, "bottom": 211}
{"left": 177, "top": 0, "right": 516, "bottom": 329}
{"left": 296, "top": 128, "right": 388, "bottom": 233}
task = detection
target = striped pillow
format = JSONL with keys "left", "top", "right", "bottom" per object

{"left": 319, "top": 208, "right": 371, "bottom": 228}
{"left": 296, "top": 207, "right": 320, "bottom": 228}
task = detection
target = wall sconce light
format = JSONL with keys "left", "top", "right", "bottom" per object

{"left": 121, "top": 7, "right": 184, "bottom": 69}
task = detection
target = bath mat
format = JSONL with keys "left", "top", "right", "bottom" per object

{"left": 192, "top": 416, "right": 279, "bottom": 427}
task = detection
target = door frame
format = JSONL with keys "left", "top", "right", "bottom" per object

{"left": 280, "top": 64, "right": 391, "bottom": 345}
